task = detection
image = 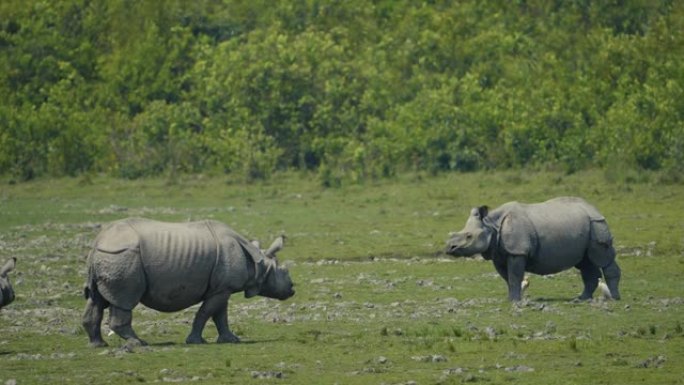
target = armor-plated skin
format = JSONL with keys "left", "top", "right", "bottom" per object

{"left": 82, "top": 218, "right": 294, "bottom": 347}
{"left": 0, "top": 258, "right": 17, "bottom": 310}
{"left": 445, "top": 197, "right": 621, "bottom": 301}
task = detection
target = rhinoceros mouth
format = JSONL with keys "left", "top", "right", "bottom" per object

{"left": 280, "top": 288, "right": 295, "bottom": 300}
{"left": 446, "top": 244, "right": 472, "bottom": 256}
{"left": 445, "top": 244, "right": 460, "bottom": 255}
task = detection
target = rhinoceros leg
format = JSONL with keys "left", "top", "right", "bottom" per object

{"left": 213, "top": 299, "right": 240, "bottom": 343}
{"left": 186, "top": 292, "right": 236, "bottom": 344}
{"left": 109, "top": 306, "right": 147, "bottom": 346}
{"left": 602, "top": 260, "right": 621, "bottom": 300}
{"left": 576, "top": 257, "right": 601, "bottom": 300}
{"left": 506, "top": 256, "right": 526, "bottom": 301}
{"left": 83, "top": 297, "right": 108, "bottom": 347}
{"left": 492, "top": 260, "right": 508, "bottom": 282}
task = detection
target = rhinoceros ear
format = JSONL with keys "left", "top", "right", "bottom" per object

{"left": 477, "top": 206, "right": 489, "bottom": 219}
{"left": 1, "top": 257, "right": 16, "bottom": 277}
{"left": 265, "top": 236, "right": 285, "bottom": 258}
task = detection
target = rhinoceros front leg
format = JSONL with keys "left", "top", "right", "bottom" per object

{"left": 506, "top": 255, "right": 526, "bottom": 301}
{"left": 83, "top": 297, "right": 107, "bottom": 347}
{"left": 492, "top": 260, "right": 508, "bottom": 282}
{"left": 109, "top": 306, "right": 147, "bottom": 347}
{"left": 186, "top": 292, "right": 238, "bottom": 344}
{"left": 213, "top": 296, "right": 240, "bottom": 343}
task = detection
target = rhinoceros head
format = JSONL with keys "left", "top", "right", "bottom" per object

{"left": 445, "top": 206, "right": 493, "bottom": 256}
{"left": 257, "top": 237, "right": 295, "bottom": 301}
{"left": 0, "top": 258, "right": 17, "bottom": 310}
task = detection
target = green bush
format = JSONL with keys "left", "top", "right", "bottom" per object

{"left": 0, "top": 0, "right": 682, "bottom": 183}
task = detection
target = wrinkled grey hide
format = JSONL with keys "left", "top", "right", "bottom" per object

{"left": 82, "top": 218, "right": 295, "bottom": 347}
{"left": 0, "top": 258, "right": 17, "bottom": 310}
{"left": 445, "top": 197, "right": 621, "bottom": 301}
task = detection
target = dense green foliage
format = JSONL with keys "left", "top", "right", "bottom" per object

{"left": 1, "top": 0, "right": 683, "bottom": 182}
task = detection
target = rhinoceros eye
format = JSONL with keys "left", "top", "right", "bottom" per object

{"left": 465, "top": 233, "right": 473, "bottom": 240}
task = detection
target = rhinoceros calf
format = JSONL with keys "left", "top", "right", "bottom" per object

{"left": 82, "top": 218, "right": 295, "bottom": 347}
{"left": 1, "top": 258, "right": 17, "bottom": 310}
{"left": 445, "top": 197, "right": 621, "bottom": 301}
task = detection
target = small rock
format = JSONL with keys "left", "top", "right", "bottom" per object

{"left": 377, "top": 356, "right": 389, "bottom": 364}
{"left": 250, "top": 371, "right": 284, "bottom": 379}
{"left": 636, "top": 355, "right": 666, "bottom": 368}
{"left": 545, "top": 321, "right": 557, "bottom": 334}
{"left": 413, "top": 355, "right": 446, "bottom": 363}
{"left": 505, "top": 365, "right": 534, "bottom": 372}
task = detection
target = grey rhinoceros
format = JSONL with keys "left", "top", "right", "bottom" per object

{"left": 1, "top": 258, "right": 17, "bottom": 310}
{"left": 82, "top": 218, "right": 295, "bottom": 347}
{"left": 445, "top": 197, "right": 621, "bottom": 301}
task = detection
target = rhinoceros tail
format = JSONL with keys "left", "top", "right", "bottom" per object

{"left": 83, "top": 260, "right": 110, "bottom": 307}
{"left": 83, "top": 279, "right": 110, "bottom": 308}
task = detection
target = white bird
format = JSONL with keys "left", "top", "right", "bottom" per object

{"left": 598, "top": 278, "right": 612, "bottom": 300}
{"left": 521, "top": 275, "right": 530, "bottom": 295}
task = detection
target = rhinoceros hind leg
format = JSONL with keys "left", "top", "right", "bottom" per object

{"left": 602, "top": 261, "right": 621, "bottom": 300}
{"left": 83, "top": 297, "right": 108, "bottom": 347}
{"left": 109, "top": 306, "right": 147, "bottom": 346}
{"left": 186, "top": 293, "right": 231, "bottom": 344}
{"left": 576, "top": 257, "right": 601, "bottom": 300}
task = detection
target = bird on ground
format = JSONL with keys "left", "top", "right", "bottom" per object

{"left": 521, "top": 275, "right": 530, "bottom": 295}
{"left": 598, "top": 278, "right": 612, "bottom": 300}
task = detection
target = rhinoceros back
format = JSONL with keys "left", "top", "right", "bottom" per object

{"left": 128, "top": 219, "right": 219, "bottom": 312}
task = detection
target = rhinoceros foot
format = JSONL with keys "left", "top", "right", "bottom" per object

{"left": 124, "top": 338, "right": 148, "bottom": 350}
{"left": 217, "top": 333, "right": 240, "bottom": 344}
{"left": 89, "top": 340, "right": 108, "bottom": 348}
{"left": 185, "top": 335, "right": 208, "bottom": 344}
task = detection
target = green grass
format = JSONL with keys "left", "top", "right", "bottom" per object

{"left": 1, "top": 170, "right": 683, "bottom": 384}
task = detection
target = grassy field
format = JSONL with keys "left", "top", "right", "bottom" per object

{"left": 1, "top": 170, "right": 683, "bottom": 384}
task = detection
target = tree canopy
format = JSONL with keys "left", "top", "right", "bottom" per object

{"left": 1, "top": 0, "right": 682, "bottom": 183}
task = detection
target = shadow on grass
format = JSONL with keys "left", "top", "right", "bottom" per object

{"left": 531, "top": 297, "right": 585, "bottom": 303}
{"left": 137, "top": 338, "right": 281, "bottom": 347}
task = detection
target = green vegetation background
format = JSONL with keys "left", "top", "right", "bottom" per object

{"left": 2, "top": 0, "right": 683, "bottom": 184}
